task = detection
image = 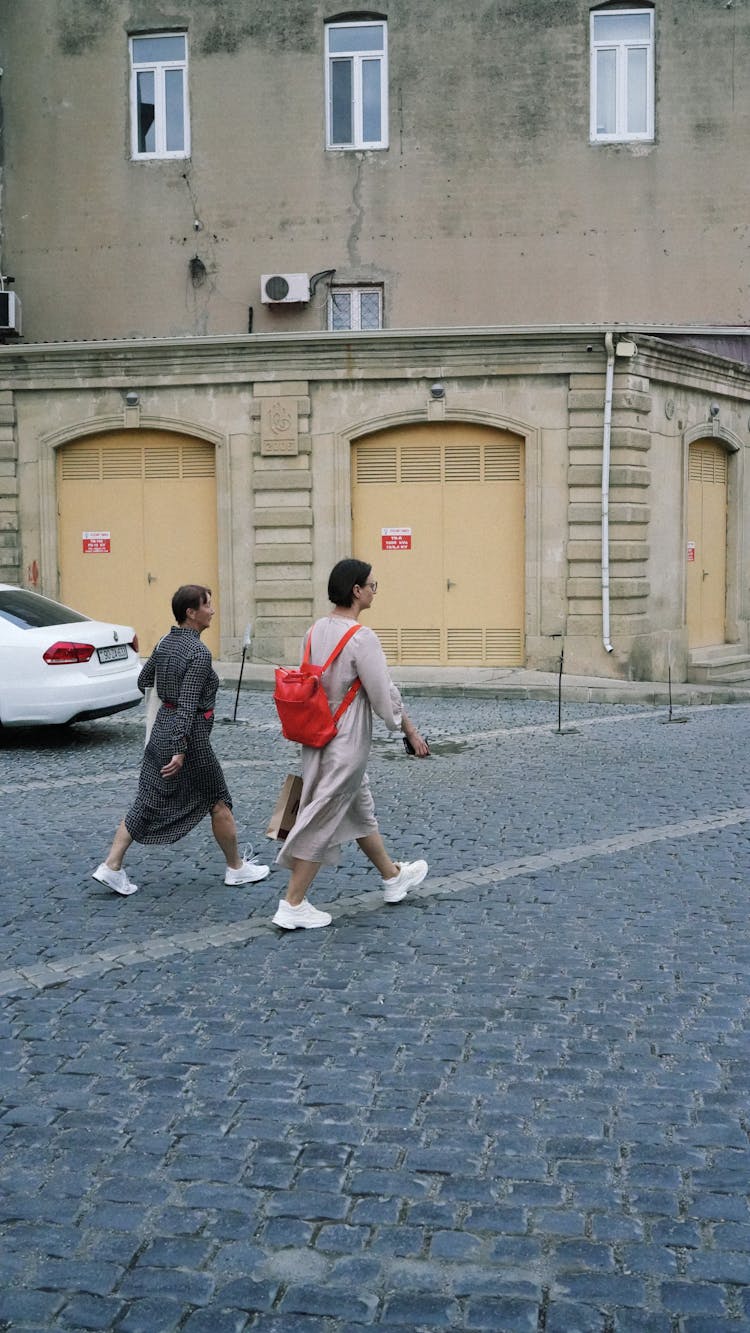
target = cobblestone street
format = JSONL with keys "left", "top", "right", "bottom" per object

{"left": 2, "top": 689, "right": 750, "bottom": 1332}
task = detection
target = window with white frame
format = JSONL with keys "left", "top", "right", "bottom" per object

{"left": 590, "top": 9, "right": 654, "bottom": 143}
{"left": 325, "top": 20, "right": 388, "bottom": 150}
{"left": 130, "top": 32, "right": 189, "bottom": 159}
{"left": 328, "top": 287, "right": 383, "bottom": 331}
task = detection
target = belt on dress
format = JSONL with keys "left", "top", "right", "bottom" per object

{"left": 162, "top": 701, "right": 215, "bottom": 720}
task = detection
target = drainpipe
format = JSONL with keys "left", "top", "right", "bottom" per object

{"left": 601, "top": 331, "right": 615, "bottom": 654}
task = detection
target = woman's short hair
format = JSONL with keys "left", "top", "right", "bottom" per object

{"left": 328, "top": 559, "right": 371, "bottom": 608}
{"left": 172, "top": 584, "right": 211, "bottom": 624}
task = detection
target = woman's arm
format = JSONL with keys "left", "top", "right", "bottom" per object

{"left": 354, "top": 630, "right": 429, "bottom": 756}
{"left": 137, "top": 653, "right": 157, "bottom": 694}
{"left": 401, "top": 710, "right": 430, "bottom": 757}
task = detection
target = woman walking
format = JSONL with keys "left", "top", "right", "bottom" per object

{"left": 92, "top": 584, "right": 269, "bottom": 895}
{"left": 273, "top": 558, "right": 429, "bottom": 930}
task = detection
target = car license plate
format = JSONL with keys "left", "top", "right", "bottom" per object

{"left": 97, "top": 644, "right": 128, "bottom": 664}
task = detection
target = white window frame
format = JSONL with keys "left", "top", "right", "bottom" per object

{"left": 130, "top": 32, "right": 190, "bottom": 160}
{"left": 590, "top": 8, "right": 654, "bottom": 144}
{"left": 325, "top": 20, "right": 388, "bottom": 151}
{"left": 328, "top": 286, "right": 384, "bottom": 331}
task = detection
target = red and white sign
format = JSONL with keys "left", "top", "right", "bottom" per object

{"left": 687, "top": 540, "right": 696, "bottom": 563}
{"left": 381, "top": 527, "right": 412, "bottom": 551}
{"left": 82, "top": 531, "right": 111, "bottom": 554}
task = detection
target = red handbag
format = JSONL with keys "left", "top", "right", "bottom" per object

{"left": 274, "top": 623, "right": 362, "bottom": 748}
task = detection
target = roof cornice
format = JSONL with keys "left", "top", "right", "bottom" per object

{"left": 0, "top": 325, "right": 747, "bottom": 391}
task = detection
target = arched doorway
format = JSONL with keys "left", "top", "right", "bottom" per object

{"left": 686, "top": 440, "right": 727, "bottom": 649}
{"left": 352, "top": 421, "right": 525, "bottom": 665}
{"left": 57, "top": 430, "right": 219, "bottom": 655}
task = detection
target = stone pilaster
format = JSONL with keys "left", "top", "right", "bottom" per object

{"left": 250, "top": 382, "right": 313, "bottom": 663}
{"left": 566, "top": 372, "right": 652, "bottom": 643}
{"left": 0, "top": 391, "right": 20, "bottom": 584}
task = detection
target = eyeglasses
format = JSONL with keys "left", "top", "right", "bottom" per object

{"left": 363, "top": 581, "right": 378, "bottom": 592}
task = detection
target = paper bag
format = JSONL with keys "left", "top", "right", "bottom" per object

{"left": 266, "top": 773, "right": 303, "bottom": 840}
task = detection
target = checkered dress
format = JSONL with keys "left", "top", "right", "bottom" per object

{"left": 124, "top": 626, "right": 232, "bottom": 845}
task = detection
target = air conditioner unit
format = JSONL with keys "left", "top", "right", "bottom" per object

{"left": 260, "top": 273, "right": 310, "bottom": 304}
{"left": 0, "top": 292, "right": 22, "bottom": 335}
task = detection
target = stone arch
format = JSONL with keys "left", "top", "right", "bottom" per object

{"left": 342, "top": 414, "right": 539, "bottom": 665}
{"left": 683, "top": 421, "right": 742, "bottom": 454}
{"left": 330, "top": 407, "right": 542, "bottom": 642}
{"left": 41, "top": 418, "right": 232, "bottom": 648}
{"left": 682, "top": 424, "right": 744, "bottom": 647}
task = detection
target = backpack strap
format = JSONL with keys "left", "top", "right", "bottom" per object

{"left": 302, "top": 622, "right": 362, "bottom": 670}
{"left": 302, "top": 623, "right": 363, "bottom": 724}
{"left": 332, "top": 674, "right": 362, "bottom": 724}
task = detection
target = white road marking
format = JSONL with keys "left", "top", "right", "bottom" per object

{"left": 1, "top": 804, "right": 749, "bottom": 997}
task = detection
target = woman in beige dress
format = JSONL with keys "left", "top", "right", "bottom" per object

{"left": 273, "top": 558, "right": 430, "bottom": 930}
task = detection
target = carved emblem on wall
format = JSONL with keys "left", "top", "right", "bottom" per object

{"left": 260, "top": 398, "right": 299, "bottom": 455}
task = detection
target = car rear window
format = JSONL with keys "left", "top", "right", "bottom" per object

{"left": 0, "top": 589, "right": 90, "bottom": 629}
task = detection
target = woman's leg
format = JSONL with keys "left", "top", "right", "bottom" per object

{"left": 284, "top": 857, "right": 322, "bottom": 906}
{"left": 356, "top": 832, "right": 398, "bottom": 880}
{"left": 105, "top": 820, "right": 133, "bottom": 870}
{"left": 210, "top": 801, "right": 242, "bottom": 869}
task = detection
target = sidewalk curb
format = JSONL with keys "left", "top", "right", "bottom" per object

{"left": 215, "top": 662, "right": 750, "bottom": 709}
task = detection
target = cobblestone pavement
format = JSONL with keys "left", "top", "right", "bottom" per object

{"left": 2, "top": 689, "right": 750, "bottom": 1333}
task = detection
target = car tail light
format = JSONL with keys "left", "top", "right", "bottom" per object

{"left": 131, "top": 634, "right": 139, "bottom": 653}
{"left": 43, "top": 641, "right": 96, "bottom": 665}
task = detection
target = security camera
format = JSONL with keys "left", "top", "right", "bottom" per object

{"left": 125, "top": 391, "right": 139, "bottom": 407}
{"left": 709, "top": 402, "right": 720, "bottom": 418}
{"left": 430, "top": 383, "right": 445, "bottom": 399}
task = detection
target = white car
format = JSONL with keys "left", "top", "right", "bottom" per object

{"left": 0, "top": 584, "right": 142, "bottom": 727}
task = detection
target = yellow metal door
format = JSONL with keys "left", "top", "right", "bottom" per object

{"left": 687, "top": 442, "right": 727, "bottom": 649}
{"left": 58, "top": 431, "right": 219, "bottom": 656}
{"left": 352, "top": 423, "right": 525, "bottom": 665}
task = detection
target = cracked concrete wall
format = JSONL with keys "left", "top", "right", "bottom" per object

{"left": 1, "top": 0, "right": 748, "bottom": 341}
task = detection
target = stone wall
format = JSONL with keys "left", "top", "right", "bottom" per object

{"left": 0, "top": 392, "right": 20, "bottom": 585}
{"left": 1, "top": 0, "right": 747, "bottom": 341}
{"left": 566, "top": 371, "right": 653, "bottom": 677}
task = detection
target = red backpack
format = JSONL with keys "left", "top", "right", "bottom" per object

{"left": 274, "top": 623, "right": 362, "bottom": 748}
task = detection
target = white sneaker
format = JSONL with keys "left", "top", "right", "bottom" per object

{"left": 92, "top": 863, "right": 139, "bottom": 897}
{"left": 272, "top": 898, "right": 332, "bottom": 930}
{"left": 225, "top": 855, "right": 270, "bottom": 886}
{"left": 382, "top": 859, "right": 428, "bottom": 903}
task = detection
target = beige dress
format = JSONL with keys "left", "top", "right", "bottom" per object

{"left": 276, "top": 616, "right": 403, "bottom": 868}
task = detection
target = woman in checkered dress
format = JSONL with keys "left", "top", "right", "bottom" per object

{"left": 92, "top": 585, "right": 269, "bottom": 896}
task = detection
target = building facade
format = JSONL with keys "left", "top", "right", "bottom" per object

{"left": 0, "top": 0, "right": 748, "bottom": 681}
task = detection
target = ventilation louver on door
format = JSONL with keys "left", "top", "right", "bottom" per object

{"left": 485, "top": 442, "right": 522, "bottom": 481}
{"left": 102, "top": 448, "right": 143, "bottom": 479}
{"left": 400, "top": 628, "right": 442, "bottom": 663}
{"left": 61, "top": 439, "right": 216, "bottom": 481}
{"left": 447, "top": 628, "right": 524, "bottom": 665}
{"left": 355, "top": 439, "right": 523, "bottom": 485}
{"left": 144, "top": 447, "right": 181, "bottom": 479}
{"left": 375, "top": 626, "right": 524, "bottom": 665}
{"left": 355, "top": 448, "right": 398, "bottom": 484}
{"left": 59, "top": 447, "right": 102, "bottom": 481}
{"left": 485, "top": 628, "right": 524, "bottom": 663}
{"left": 400, "top": 447, "right": 442, "bottom": 483}
{"left": 373, "top": 628, "right": 399, "bottom": 661}
{"left": 444, "top": 446, "right": 481, "bottom": 481}
{"left": 688, "top": 446, "right": 727, "bottom": 484}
